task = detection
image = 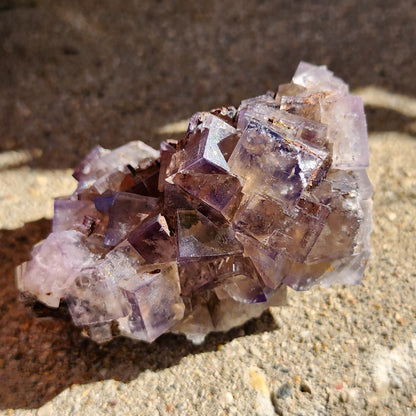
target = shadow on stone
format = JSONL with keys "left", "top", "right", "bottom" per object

{"left": 0, "top": 218, "right": 277, "bottom": 410}
{"left": 1, "top": 1, "right": 416, "bottom": 170}
{"left": 365, "top": 105, "right": 416, "bottom": 138}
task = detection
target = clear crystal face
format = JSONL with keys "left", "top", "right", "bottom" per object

{"left": 16, "top": 62, "right": 372, "bottom": 344}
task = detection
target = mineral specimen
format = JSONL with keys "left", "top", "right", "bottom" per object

{"left": 16, "top": 62, "right": 372, "bottom": 344}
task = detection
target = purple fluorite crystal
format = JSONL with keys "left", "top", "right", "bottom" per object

{"left": 16, "top": 62, "right": 372, "bottom": 344}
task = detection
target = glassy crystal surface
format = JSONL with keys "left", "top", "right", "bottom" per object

{"left": 228, "top": 119, "right": 330, "bottom": 211}
{"left": 104, "top": 192, "right": 158, "bottom": 246}
{"left": 128, "top": 214, "right": 177, "bottom": 263}
{"left": 118, "top": 262, "right": 184, "bottom": 342}
{"left": 178, "top": 254, "right": 245, "bottom": 297}
{"left": 16, "top": 230, "right": 96, "bottom": 308}
{"left": 53, "top": 199, "right": 105, "bottom": 235}
{"left": 177, "top": 209, "right": 242, "bottom": 259}
{"left": 172, "top": 303, "right": 214, "bottom": 345}
{"left": 65, "top": 265, "right": 130, "bottom": 326}
{"left": 172, "top": 172, "right": 243, "bottom": 220}
{"left": 234, "top": 193, "right": 330, "bottom": 262}
{"left": 16, "top": 62, "right": 372, "bottom": 344}
{"left": 158, "top": 140, "right": 177, "bottom": 192}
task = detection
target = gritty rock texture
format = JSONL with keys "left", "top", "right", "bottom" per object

{"left": 0, "top": 1, "right": 415, "bottom": 415}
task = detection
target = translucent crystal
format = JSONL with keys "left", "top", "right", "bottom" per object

{"left": 158, "top": 140, "right": 177, "bottom": 192}
{"left": 170, "top": 112, "right": 238, "bottom": 175}
{"left": 16, "top": 62, "right": 372, "bottom": 344}
{"left": 119, "top": 161, "right": 161, "bottom": 197}
{"left": 228, "top": 120, "right": 330, "bottom": 211}
{"left": 16, "top": 230, "right": 95, "bottom": 307}
{"left": 234, "top": 193, "right": 330, "bottom": 262}
{"left": 128, "top": 214, "right": 177, "bottom": 263}
{"left": 172, "top": 172, "right": 243, "bottom": 220}
{"left": 65, "top": 265, "right": 130, "bottom": 326}
{"left": 75, "top": 141, "right": 159, "bottom": 195}
{"left": 104, "top": 192, "right": 158, "bottom": 246}
{"left": 235, "top": 232, "right": 286, "bottom": 290}
{"left": 178, "top": 255, "right": 243, "bottom": 296}
{"left": 321, "top": 94, "right": 369, "bottom": 169}
{"left": 214, "top": 258, "right": 266, "bottom": 304}
{"left": 65, "top": 240, "right": 142, "bottom": 325}
{"left": 118, "top": 262, "right": 184, "bottom": 342}
{"left": 177, "top": 209, "right": 242, "bottom": 259}
{"left": 172, "top": 303, "right": 214, "bottom": 345}
{"left": 292, "top": 61, "right": 349, "bottom": 98}
{"left": 53, "top": 199, "right": 104, "bottom": 235}
{"left": 212, "top": 285, "right": 287, "bottom": 333}
{"left": 87, "top": 323, "right": 113, "bottom": 344}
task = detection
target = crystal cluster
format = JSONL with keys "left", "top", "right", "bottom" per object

{"left": 16, "top": 62, "right": 372, "bottom": 344}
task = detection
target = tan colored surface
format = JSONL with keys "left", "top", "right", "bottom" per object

{"left": 1, "top": 1, "right": 416, "bottom": 415}
{"left": 1, "top": 130, "right": 414, "bottom": 416}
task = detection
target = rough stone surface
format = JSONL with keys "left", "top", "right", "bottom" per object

{"left": 1, "top": 1, "right": 415, "bottom": 415}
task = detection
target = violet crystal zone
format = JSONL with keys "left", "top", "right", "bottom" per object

{"left": 16, "top": 62, "right": 372, "bottom": 344}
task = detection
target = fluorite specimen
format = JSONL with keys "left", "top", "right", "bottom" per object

{"left": 16, "top": 62, "right": 372, "bottom": 344}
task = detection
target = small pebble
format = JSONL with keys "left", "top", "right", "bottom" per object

{"left": 249, "top": 368, "right": 269, "bottom": 396}
{"left": 394, "top": 312, "right": 404, "bottom": 325}
{"left": 300, "top": 381, "right": 312, "bottom": 394}
{"left": 334, "top": 382, "right": 344, "bottom": 391}
{"left": 277, "top": 383, "right": 292, "bottom": 399}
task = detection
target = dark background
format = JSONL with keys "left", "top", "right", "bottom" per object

{"left": 1, "top": 0, "right": 415, "bottom": 169}
{"left": 0, "top": 0, "right": 415, "bottom": 410}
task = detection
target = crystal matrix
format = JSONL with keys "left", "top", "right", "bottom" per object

{"left": 16, "top": 62, "right": 372, "bottom": 344}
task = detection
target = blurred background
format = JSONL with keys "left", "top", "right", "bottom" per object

{"left": 1, "top": 0, "right": 415, "bottom": 413}
{"left": 1, "top": 0, "right": 415, "bottom": 169}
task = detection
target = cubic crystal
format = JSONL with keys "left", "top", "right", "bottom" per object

{"left": 16, "top": 62, "right": 372, "bottom": 344}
